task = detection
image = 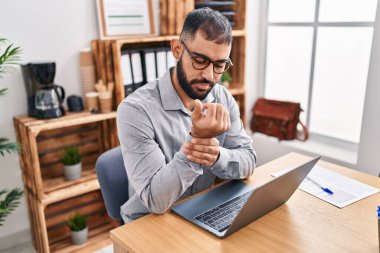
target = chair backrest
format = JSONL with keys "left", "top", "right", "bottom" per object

{"left": 96, "top": 146, "right": 129, "bottom": 221}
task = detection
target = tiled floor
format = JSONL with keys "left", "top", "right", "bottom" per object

{"left": 0, "top": 241, "right": 113, "bottom": 253}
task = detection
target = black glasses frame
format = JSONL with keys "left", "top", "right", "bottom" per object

{"left": 180, "top": 40, "right": 233, "bottom": 74}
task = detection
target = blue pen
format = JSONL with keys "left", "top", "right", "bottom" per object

{"left": 307, "top": 177, "right": 334, "bottom": 195}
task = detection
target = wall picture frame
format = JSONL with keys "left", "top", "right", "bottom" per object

{"left": 97, "top": 0, "right": 156, "bottom": 39}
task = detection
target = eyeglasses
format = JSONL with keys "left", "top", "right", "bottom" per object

{"left": 180, "top": 40, "right": 233, "bottom": 74}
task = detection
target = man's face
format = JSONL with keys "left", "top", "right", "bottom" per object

{"left": 176, "top": 31, "right": 231, "bottom": 100}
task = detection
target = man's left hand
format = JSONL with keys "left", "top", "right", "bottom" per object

{"left": 182, "top": 137, "right": 220, "bottom": 166}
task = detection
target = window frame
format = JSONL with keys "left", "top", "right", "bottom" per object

{"left": 261, "top": 0, "right": 376, "bottom": 146}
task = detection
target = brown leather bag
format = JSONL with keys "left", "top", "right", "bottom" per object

{"left": 250, "top": 98, "right": 309, "bottom": 141}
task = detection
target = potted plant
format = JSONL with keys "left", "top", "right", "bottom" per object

{"left": 62, "top": 147, "right": 82, "bottom": 180}
{"left": 221, "top": 71, "right": 232, "bottom": 88}
{"left": 0, "top": 38, "right": 23, "bottom": 226}
{"left": 68, "top": 212, "right": 88, "bottom": 245}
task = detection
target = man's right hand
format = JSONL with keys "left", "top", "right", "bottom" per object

{"left": 191, "top": 99, "right": 231, "bottom": 138}
{"left": 182, "top": 137, "right": 220, "bottom": 166}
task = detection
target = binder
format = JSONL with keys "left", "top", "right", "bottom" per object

{"left": 122, "top": 46, "right": 176, "bottom": 96}
{"left": 121, "top": 51, "right": 133, "bottom": 86}
{"left": 166, "top": 48, "right": 176, "bottom": 69}
{"left": 121, "top": 51, "right": 135, "bottom": 97}
{"left": 156, "top": 48, "right": 167, "bottom": 78}
{"left": 143, "top": 49, "right": 157, "bottom": 82}
{"left": 130, "top": 50, "right": 144, "bottom": 89}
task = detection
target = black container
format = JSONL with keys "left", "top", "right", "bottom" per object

{"left": 67, "top": 95, "right": 84, "bottom": 112}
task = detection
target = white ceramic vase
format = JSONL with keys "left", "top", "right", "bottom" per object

{"left": 64, "top": 163, "right": 82, "bottom": 181}
{"left": 70, "top": 226, "right": 88, "bottom": 245}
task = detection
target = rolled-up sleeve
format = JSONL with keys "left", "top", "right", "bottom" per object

{"left": 117, "top": 101, "right": 202, "bottom": 214}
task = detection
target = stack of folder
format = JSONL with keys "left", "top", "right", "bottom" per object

{"left": 195, "top": 1, "right": 237, "bottom": 28}
{"left": 121, "top": 47, "right": 177, "bottom": 97}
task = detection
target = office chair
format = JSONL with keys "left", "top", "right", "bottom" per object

{"left": 96, "top": 146, "right": 129, "bottom": 222}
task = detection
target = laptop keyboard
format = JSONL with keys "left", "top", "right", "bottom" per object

{"left": 194, "top": 190, "right": 253, "bottom": 232}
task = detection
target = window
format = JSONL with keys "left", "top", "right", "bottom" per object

{"left": 263, "top": 0, "right": 378, "bottom": 144}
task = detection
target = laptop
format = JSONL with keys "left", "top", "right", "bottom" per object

{"left": 172, "top": 156, "right": 320, "bottom": 238}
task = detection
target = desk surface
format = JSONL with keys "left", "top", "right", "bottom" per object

{"left": 110, "top": 152, "right": 380, "bottom": 253}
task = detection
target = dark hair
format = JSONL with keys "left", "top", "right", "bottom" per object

{"left": 180, "top": 7, "right": 232, "bottom": 45}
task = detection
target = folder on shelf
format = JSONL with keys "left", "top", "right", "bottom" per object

{"left": 166, "top": 48, "right": 176, "bottom": 69}
{"left": 130, "top": 51, "right": 144, "bottom": 88}
{"left": 121, "top": 50, "right": 142, "bottom": 97}
{"left": 156, "top": 48, "right": 167, "bottom": 78}
{"left": 143, "top": 49, "right": 157, "bottom": 82}
{"left": 120, "top": 45, "right": 179, "bottom": 97}
{"left": 121, "top": 51, "right": 133, "bottom": 86}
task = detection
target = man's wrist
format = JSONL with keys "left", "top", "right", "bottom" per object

{"left": 190, "top": 131, "right": 217, "bottom": 138}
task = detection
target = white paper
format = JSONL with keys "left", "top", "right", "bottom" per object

{"left": 104, "top": 0, "right": 151, "bottom": 35}
{"left": 272, "top": 165, "right": 380, "bottom": 208}
{"left": 121, "top": 53, "right": 133, "bottom": 85}
{"left": 131, "top": 52, "right": 143, "bottom": 83}
{"left": 144, "top": 52, "right": 157, "bottom": 82}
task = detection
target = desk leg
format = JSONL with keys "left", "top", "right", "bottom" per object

{"left": 113, "top": 242, "right": 129, "bottom": 253}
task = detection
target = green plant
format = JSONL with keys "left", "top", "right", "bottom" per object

{"left": 221, "top": 71, "right": 232, "bottom": 83}
{"left": 0, "top": 38, "right": 23, "bottom": 226}
{"left": 0, "top": 189, "right": 24, "bottom": 226}
{"left": 0, "top": 137, "right": 20, "bottom": 156}
{"left": 61, "top": 147, "right": 81, "bottom": 165}
{"left": 0, "top": 39, "right": 21, "bottom": 96}
{"left": 68, "top": 212, "right": 87, "bottom": 231}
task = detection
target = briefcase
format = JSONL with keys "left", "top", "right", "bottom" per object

{"left": 250, "top": 98, "right": 308, "bottom": 141}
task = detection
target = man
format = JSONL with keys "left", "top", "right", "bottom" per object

{"left": 117, "top": 7, "right": 256, "bottom": 223}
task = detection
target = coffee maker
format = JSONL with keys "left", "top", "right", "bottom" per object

{"left": 21, "top": 62, "right": 65, "bottom": 119}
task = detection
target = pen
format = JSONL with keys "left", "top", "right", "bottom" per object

{"left": 307, "top": 177, "right": 334, "bottom": 195}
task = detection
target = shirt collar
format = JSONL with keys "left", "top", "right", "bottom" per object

{"left": 159, "top": 68, "right": 216, "bottom": 111}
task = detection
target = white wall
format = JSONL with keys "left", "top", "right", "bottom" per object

{"left": 0, "top": 0, "right": 98, "bottom": 247}
{"left": 246, "top": 0, "right": 380, "bottom": 175}
{"left": 1, "top": 0, "right": 379, "bottom": 248}
{"left": 245, "top": 0, "right": 264, "bottom": 125}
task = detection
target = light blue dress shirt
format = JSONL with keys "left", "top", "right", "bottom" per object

{"left": 117, "top": 69, "right": 256, "bottom": 223}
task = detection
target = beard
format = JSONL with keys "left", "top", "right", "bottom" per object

{"left": 176, "top": 57, "right": 215, "bottom": 100}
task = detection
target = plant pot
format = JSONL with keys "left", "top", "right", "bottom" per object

{"left": 64, "top": 163, "right": 82, "bottom": 181}
{"left": 70, "top": 226, "right": 88, "bottom": 245}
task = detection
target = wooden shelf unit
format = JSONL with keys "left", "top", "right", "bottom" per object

{"left": 107, "top": 29, "right": 246, "bottom": 44}
{"left": 92, "top": 1, "right": 247, "bottom": 124}
{"left": 14, "top": 112, "right": 119, "bottom": 253}
{"left": 110, "top": 30, "right": 246, "bottom": 111}
{"left": 43, "top": 177, "right": 100, "bottom": 206}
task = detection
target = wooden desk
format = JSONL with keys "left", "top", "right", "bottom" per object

{"left": 110, "top": 152, "right": 380, "bottom": 252}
